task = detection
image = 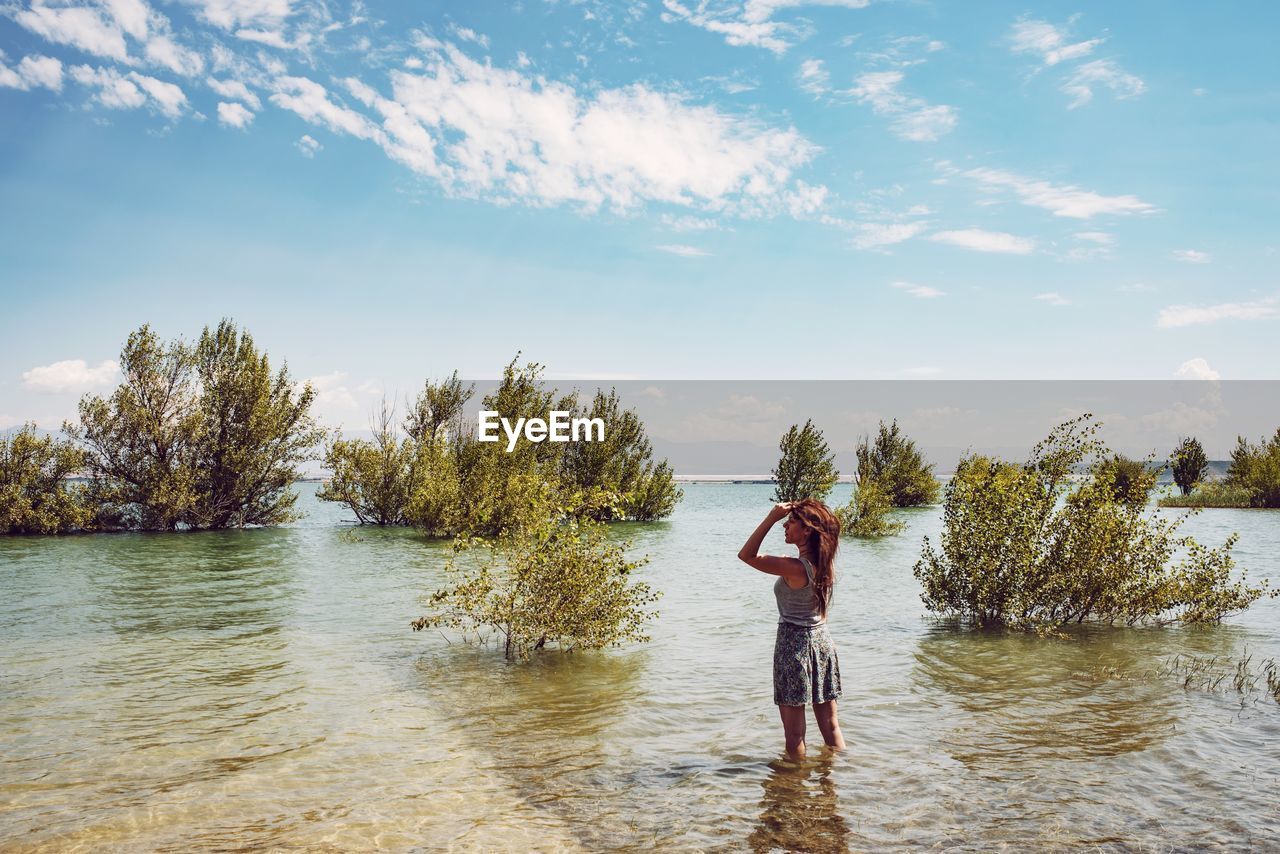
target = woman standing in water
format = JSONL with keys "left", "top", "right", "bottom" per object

{"left": 738, "top": 499, "right": 845, "bottom": 760}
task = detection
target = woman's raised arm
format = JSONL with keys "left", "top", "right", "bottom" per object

{"left": 738, "top": 502, "right": 805, "bottom": 577}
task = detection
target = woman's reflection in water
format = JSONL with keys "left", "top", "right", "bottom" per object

{"left": 747, "top": 754, "right": 850, "bottom": 854}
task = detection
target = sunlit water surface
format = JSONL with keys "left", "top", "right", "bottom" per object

{"left": 3, "top": 484, "right": 1279, "bottom": 851}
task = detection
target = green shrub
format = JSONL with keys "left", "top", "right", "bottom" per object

{"left": 1158, "top": 481, "right": 1254, "bottom": 509}
{"left": 854, "top": 420, "right": 939, "bottom": 507}
{"left": 836, "top": 480, "right": 904, "bottom": 539}
{"left": 0, "top": 425, "right": 91, "bottom": 534}
{"left": 1097, "top": 454, "right": 1157, "bottom": 508}
{"left": 1170, "top": 436, "right": 1209, "bottom": 496}
{"left": 1225, "top": 429, "right": 1280, "bottom": 508}
{"left": 772, "top": 419, "right": 838, "bottom": 503}
{"left": 913, "top": 414, "right": 1273, "bottom": 632}
{"left": 412, "top": 512, "right": 660, "bottom": 660}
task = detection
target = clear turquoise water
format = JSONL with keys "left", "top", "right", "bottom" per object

{"left": 2, "top": 483, "right": 1279, "bottom": 851}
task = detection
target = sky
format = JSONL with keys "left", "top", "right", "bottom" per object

{"left": 1, "top": 0, "right": 1278, "bottom": 431}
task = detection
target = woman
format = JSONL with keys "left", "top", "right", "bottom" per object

{"left": 738, "top": 499, "right": 845, "bottom": 760}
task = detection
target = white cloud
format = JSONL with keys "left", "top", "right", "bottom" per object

{"left": 656, "top": 243, "right": 712, "bottom": 257}
{"left": 892, "top": 281, "right": 944, "bottom": 298}
{"left": 1175, "top": 358, "right": 1220, "bottom": 381}
{"left": 70, "top": 64, "right": 146, "bottom": 108}
{"left": 217, "top": 100, "right": 253, "bottom": 126}
{"left": 797, "top": 58, "right": 828, "bottom": 95}
{"left": 295, "top": 133, "right": 321, "bottom": 157}
{"left": 207, "top": 76, "right": 262, "bottom": 109}
{"left": 962, "top": 167, "right": 1156, "bottom": 219}
{"left": 1074, "top": 231, "right": 1114, "bottom": 245}
{"left": 1009, "top": 19, "right": 1100, "bottom": 66}
{"left": 302, "top": 371, "right": 357, "bottom": 410}
{"left": 22, "top": 358, "right": 120, "bottom": 393}
{"left": 449, "top": 24, "right": 489, "bottom": 49}
{"left": 144, "top": 35, "right": 204, "bottom": 76}
{"left": 187, "top": 0, "right": 292, "bottom": 31}
{"left": 0, "top": 54, "right": 64, "bottom": 91}
{"left": 127, "top": 70, "right": 186, "bottom": 116}
{"left": 930, "top": 229, "right": 1035, "bottom": 255}
{"left": 311, "top": 43, "right": 823, "bottom": 216}
{"left": 1062, "top": 59, "right": 1145, "bottom": 109}
{"left": 14, "top": 4, "right": 131, "bottom": 62}
{"left": 661, "top": 0, "right": 870, "bottom": 54}
{"left": 849, "top": 221, "right": 926, "bottom": 251}
{"left": 845, "top": 70, "right": 956, "bottom": 141}
{"left": 1157, "top": 298, "right": 1278, "bottom": 328}
{"left": 660, "top": 213, "right": 722, "bottom": 232}
{"left": 1035, "top": 291, "right": 1071, "bottom": 306}
{"left": 1171, "top": 249, "right": 1210, "bottom": 264}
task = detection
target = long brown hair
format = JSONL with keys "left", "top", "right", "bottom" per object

{"left": 791, "top": 498, "right": 840, "bottom": 616}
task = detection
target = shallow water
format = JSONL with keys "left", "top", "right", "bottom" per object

{"left": 2, "top": 484, "right": 1279, "bottom": 851}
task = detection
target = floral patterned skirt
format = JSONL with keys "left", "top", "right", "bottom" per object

{"left": 773, "top": 621, "right": 842, "bottom": 706}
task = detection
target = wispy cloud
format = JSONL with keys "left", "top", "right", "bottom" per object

{"left": 841, "top": 220, "right": 924, "bottom": 251}
{"left": 1171, "top": 249, "right": 1211, "bottom": 264}
{"left": 1008, "top": 18, "right": 1144, "bottom": 108}
{"left": 1035, "top": 291, "right": 1071, "bottom": 306}
{"left": 660, "top": 0, "right": 870, "bottom": 55}
{"left": 1174, "top": 358, "right": 1220, "bottom": 381}
{"left": 1157, "top": 298, "right": 1278, "bottom": 328}
{"left": 961, "top": 167, "right": 1157, "bottom": 219}
{"left": 844, "top": 70, "right": 957, "bottom": 141}
{"left": 656, "top": 243, "right": 712, "bottom": 257}
{"left": 22, "top": 358, "right": 120, "bottom": 393}
{"left": 1062, "top": 59, "right": 1145, "bottom": 108}
{"left": 796, "top": 58, "right": 828, "bottom": 95}
{"left": 295, "top": 134, "right": 321, "bottom": 157}
{"left": 930, "top": 229, "right": 1035, "bottom": 255}
{"left": 892, "top": 281, "right": 944, "bottom": 298}
{"left": 299, "top": 41, "right": 826, "bottom": 217}
{"left": 1009, "top": 19, "right": 1101, "bottom": 66}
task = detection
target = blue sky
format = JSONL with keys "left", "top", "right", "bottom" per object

{"left": 2, "top": 0, "right": 1278, "bottom": 429}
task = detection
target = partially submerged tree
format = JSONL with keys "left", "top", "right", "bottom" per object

{"left": 1097, "top": 454, "right": 1155, "bottom": 508}
{"left": 835, "top": 479, "right": 904, "bottom": 539}
{"left": 67, "top": 321, "right": 319, "bottom": 531}
{"left": 0, "top": 425, "right": 90, "bottom": 534}
{"left": 772, "top": 419, "right": 839, "bottom": 503}
{"left": 914, "top": 414, "right": 1273, "bottom": 632}
{"left": 1170, "top": 436, "right": 1209, "bottom": 496}
{"left": 412, "top": 512, "right": 660, "bottom": 660}
{"left": 68, "top": 324, "right": 202, "bottom": 530}
{"left": 1225, "top": 429, "right": 1280, "bottom": 508}
{"left": 186, "top": 320, "right": 322, "bottom": 529}
{"left": 317, "top": 402, "right": 417, "bottom": 526}
{"left": 854, "top": 420, "right": 939, "bottom": 507}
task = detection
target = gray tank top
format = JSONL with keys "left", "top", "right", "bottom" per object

{"left": 774, "top": 556, "right": 825, "bottom": 627}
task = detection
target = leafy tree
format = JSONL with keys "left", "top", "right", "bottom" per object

{"left": 68, "top": 324, "right": 202, "bottom": 530}
{"left": 185, "top": 320, "right": 322, "bottom": 529}
{"left": 560, "top": 388, "right": 682, "bottom": 521}
{"left": 854, "top": 420, "right": 940, "bottom": 507}
{"left": 914, "top": 414, "right": 1273, "bottom": 632}
{"left": 317, "top": 402, "right": 417, "bottom": 525}
{"left": 772, "top": 419, "right": 839, "bottom": 503}
{"left": 405, "top": 371, "right": 473, "bottom": 444}
{"left": 1, "top": 425, "right": 91, "bottom": 534}
{"left": 835, "top": 479, "right": 904, "bottom": 539}
{"left": 1225, "top": 429, "right": 1280, "bottom": 508}
{"left": 1097, "top": 454, "right": 1155, "bottom": 508}
{"left": 1170, "top": 436, "right": 1209, "bottom": 496}
{"left": 412, "top": 512, "right": 660, "bottom": 660}
{"left": 69, "top": 321, "right": 319, "bottom": 531}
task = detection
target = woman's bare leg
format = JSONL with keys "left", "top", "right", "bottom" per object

{"left": 813, "top": 700, "right": 846, "bottom": 750}
{"left": 778, "top": 704, "right": 807, "bottom": 759}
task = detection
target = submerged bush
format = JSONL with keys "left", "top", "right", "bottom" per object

{"left": 854, "top": 420, "right": 939, "bottom": 507}
{"left": 1097, "top": 454, "right": 1156, "bottom": 508}
{"left": 0, "top": 425, "right": 90, "bottom": 534}
{"left": 1170, "top": 436, "right": 1209, "bottom": 496}
{"left": 411, "top": 512, "right": 660, "bottom": 660}
{"left": 1225, "top": 429, "right": 1280, "bottom": 508}
{"left": 836, "top": 480, "right": 904, "bottom": 539}
{"left": 914, "top": 414, "right": 1273, "bottom": 632}
{"left": 1158, "top": 481, "right": 1253, "bottom": 509}
{"left": 772, "top": 419, "right": 839, "bottom": 503}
